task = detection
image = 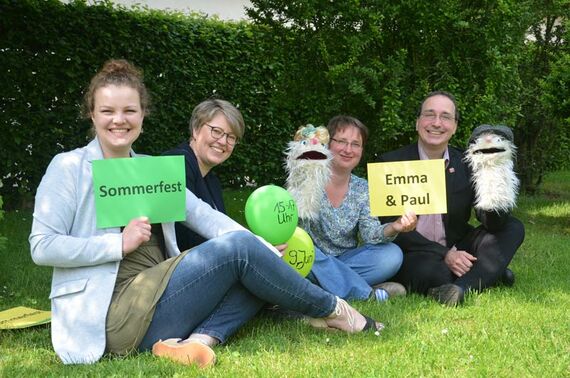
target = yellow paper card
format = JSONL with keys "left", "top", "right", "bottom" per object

{"left": 0, "top": 306, "right": 51, "bottom": 329}
{"left": 367, "top": 160, "right": 447, "bottom": 216}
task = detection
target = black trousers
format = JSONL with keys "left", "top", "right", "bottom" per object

{"left": 393, "top": 217, "right": 525, "bottom": 295}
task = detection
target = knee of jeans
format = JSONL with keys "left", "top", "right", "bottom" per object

{"left": 368, "top": 243, "right": 403, "bottom": 268}
{"left": 212, "top": 230, "right": 260, "bottom": 254}
{"left": 225, "top": 230, "right": 257, "bottom": 243}
{"left": 384, "top": 243, "right": 404, "bottom": 263}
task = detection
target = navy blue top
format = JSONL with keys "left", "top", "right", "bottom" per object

{"left": 162, "top": 142, "right": 226, "bottom": 251}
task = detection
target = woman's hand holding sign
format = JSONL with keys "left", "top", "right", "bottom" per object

{"left": 382, "top": 210, "right": 417, "bottom": 237}
{"left": 392, "top": 211, "right": 418, "bottom": 233}
{"left": 122, "top": 216, "right": 152, "bottom": 256}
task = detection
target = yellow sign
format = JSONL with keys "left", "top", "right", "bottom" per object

{"left": 367, "top": 160, "right": 447, "bottom": 216}
{"left": 0, "top": 306, "right": 51, "bottom": 329}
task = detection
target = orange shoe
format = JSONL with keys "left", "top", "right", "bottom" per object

{"left": 152, "top": 338, "right": 216, "bottom": 368}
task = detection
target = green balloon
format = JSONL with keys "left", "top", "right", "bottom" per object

{"left": 283, "top": 227, "right": 315, "bottom": 277}
{"left": 245, "top": 185, "right": 298, "bottom": 245}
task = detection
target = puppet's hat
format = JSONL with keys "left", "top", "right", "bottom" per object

{"left": 468, "top": 124, "right": 514, "bottom": 145}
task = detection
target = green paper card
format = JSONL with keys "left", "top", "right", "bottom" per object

{"left": 92, "top": 156, "right": 186, "bottom": 228}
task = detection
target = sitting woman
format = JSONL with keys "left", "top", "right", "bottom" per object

{"left": 29, "top": 60, "right": 382, "bottom": 368}
{"left": 162, "top": 98, "right": 243, "bottom": 251}
{"left": 302, "top": 115, "right": 417, "bottom": 302}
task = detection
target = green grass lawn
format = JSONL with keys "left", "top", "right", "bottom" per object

{"left": 1, "top": 172, "right": 569, "bottom": 377}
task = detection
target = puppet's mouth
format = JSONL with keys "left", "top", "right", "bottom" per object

{"left": 296, "top": 151, "right": 328, "bottom": 160}
{"left": 473, "top": 148, "right": 505, "bottom": 154}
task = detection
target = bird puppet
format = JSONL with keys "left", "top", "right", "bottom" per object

{"left": 464, "top": 124, "right": 519, "bottom": 213}
{"left": 284, "top": 124, "right": 332, "bottom": 220}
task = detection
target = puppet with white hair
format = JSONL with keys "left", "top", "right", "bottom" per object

{"left": 284, "top": 124, "right": 332, "bottom": 220}
{"left": 464, "top": 124, "right": 519, "bottom": 213}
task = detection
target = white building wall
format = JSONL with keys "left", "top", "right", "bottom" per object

{"left": 62, "top": 0, "right": 253, "bottom": 20}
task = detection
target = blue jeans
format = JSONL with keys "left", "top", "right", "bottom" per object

{"left": 138, "top": 231, "right": 335, "bottom": 350}
{"left": 307, "top": 243, "right": 403, "bottom": 300}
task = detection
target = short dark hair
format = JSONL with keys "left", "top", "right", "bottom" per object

{"left": 326, "top": 115, "right": 369, "bottom": 146}
{"left": 417, "top": 91, "right": 459, "bottom": 123}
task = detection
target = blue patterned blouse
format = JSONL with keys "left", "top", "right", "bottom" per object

{"left": 300, "top": 174, "right": 396, "bottom": 256}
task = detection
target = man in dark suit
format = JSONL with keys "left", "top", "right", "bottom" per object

{"left": 378, "top": 91, "right": 525, "bottom": 306}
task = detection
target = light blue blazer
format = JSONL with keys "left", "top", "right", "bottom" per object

{"left": 29, "top": 138, "right": 269, "bottom": 364}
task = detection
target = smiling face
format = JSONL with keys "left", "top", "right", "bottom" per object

{"left": 329, "top": 125, "right": 363, "bottom": 173}
{"left": 416, "top": 94, "right": 457, "bottom": 156}
{"left": 191, "top": 112, "right": 236, "bottom": 176}
{"left": 91, "top": 84, "right": 144, "bottom": 158}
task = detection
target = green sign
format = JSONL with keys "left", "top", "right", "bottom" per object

{"left": 92, "top": 156, "right": 185, "bottom": 228}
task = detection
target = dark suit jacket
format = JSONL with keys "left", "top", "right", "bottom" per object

{"left": 163, "top": 142, "right": 226, "bottom": 251}
{"left": 379, "top": 142, "right": 508, "bottom": 258}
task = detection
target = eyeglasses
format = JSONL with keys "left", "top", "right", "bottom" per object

{"left": 419, "top": 112, "right": 456, "bottom": 124}
{"left": 330, "top": 138, "right": 363, "bottom": 150}
{"left": 205, "top": 124, "right": 238, "bottom": 146}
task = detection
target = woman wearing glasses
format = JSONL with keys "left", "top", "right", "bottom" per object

{"left": 163, "top": 99, "right": 242, "bottom": 252}
{"left": 301, "top": 115, "right": 417, "bottom": 303}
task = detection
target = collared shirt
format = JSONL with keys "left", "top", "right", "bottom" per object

{"left": 415, "top": 145, "right": 449, "bottom": 246}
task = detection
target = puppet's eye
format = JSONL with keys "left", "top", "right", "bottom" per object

{"left": 496, "top": 136, "right": 503, "bottom": 142}
{"left": 301, "top": 140, "right": 307, "bottom": 145}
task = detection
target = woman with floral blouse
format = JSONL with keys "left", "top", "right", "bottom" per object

{"left": 301, "top": 115, "right": 417, "bottom": 302}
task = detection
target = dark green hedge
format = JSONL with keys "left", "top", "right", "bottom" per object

{"left": 1, "top": 0, "right": 569, "bottom": 208}
{"left": 0, "top": 195, "right": 5, "bottom": 254}
{"left": 247, "top": 0, "right": 570, "bottom": 193}
{"left": 0, "top": 0, "right": 294, "bottom": 208}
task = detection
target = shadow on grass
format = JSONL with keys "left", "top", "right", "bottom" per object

{"left": 513, "top": 198, "right": 570, "bottom": 236}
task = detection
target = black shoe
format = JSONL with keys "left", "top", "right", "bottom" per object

{"left": 428, "top": 284, "right": 465, "bottom": 306}
{"left": 500, "top": 268, "right": 515, "bottom": 287}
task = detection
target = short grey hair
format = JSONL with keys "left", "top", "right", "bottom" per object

{"left": 189, "top": 99, "right": 245, "bottom": 139}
